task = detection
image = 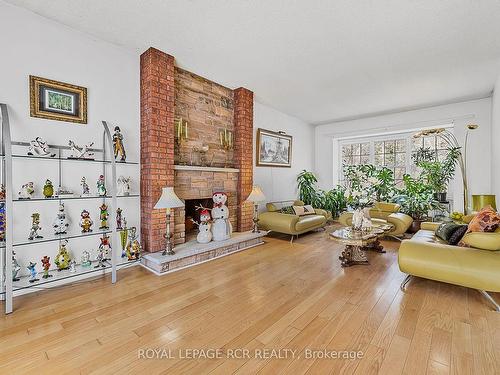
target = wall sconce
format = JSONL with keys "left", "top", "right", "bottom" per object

{"left": 175, "top": 117, "right": 188, "bottom": 164}
{"left": 219, "top": 127, "right": 233, "bottom": 167}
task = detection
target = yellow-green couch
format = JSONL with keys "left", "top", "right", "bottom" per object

{"left": 258, "top": 200, "right": 329, "bottom": 242}
{"left": 398, "top": 221, "right": 500, "bottom": 311}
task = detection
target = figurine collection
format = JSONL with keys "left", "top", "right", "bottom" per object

{"left": 194, "top": 192, "right": 233, "bottom": 243}
{"left": 6, "top": 132, "right": 137, "bottom": 284}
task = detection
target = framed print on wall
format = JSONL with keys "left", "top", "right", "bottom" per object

{"left": 30, "top": 75, "right": 87, "bottom": 124}
{"left": 256, "top": 128, "right": 292, "bottom": 167}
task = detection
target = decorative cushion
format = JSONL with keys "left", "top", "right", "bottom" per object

{"left": 448, "top": 225, "right": 468, "bottom": 246}
{"left": 303, "top": 205, "right": 316, "bottom": 215}
{"left": 292, "top": 205, "right": 306, "bottom": 216}
{"left": 279, "top": 206, "right": 295, "bottom": 215}
{"left": 266, "top": 203, "right": 279, "bottom": 212}
{"left": 465, "top": 205, "right": 500, "bottom": 233}
{"left": 436, "top": 222, "right": 462, "bottom": 242}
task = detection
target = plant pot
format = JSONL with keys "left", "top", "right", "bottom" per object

{"left": 407, "top": 219, "right": 424, "bottom": 234}
{"left": 433, "top": 192, "right": 448, "bottom": 203}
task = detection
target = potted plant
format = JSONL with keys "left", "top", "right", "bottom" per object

{"left": 412, "top": 146, "right": 460, "bottom": 202}
{"left": 393, "top": 174, "right": 441, "bottom": 232}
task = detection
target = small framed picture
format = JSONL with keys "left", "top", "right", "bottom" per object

{"left": 256, "top": 128, "right": 292, "bottom": 167}
{"left": 30, "top": 75, "right": 87, "bottom": 124}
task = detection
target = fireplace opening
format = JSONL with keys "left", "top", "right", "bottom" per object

{"left": 184, "top": 198, "right": 213, "bottom": 242}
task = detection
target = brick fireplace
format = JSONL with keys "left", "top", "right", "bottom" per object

{"left": 140, "top": 47, "right": 254, "bottom": 253}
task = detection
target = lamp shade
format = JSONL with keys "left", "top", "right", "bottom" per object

{"left": 246, "top": 185, "right": 266, "bottom": 203}
{"left": 472, "top": 194, "right": 496, "bottom": 212}
{"left": 154, "top": 187, "right": 184, "bottom": 209}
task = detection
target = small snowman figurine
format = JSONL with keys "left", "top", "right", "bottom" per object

{"left": 97, "top": 175, "right": 106, "bottom": 197}
{"left": 211, "top": 192, "right": 232, "bottom": 241}
{"left": 53, "top": 203, "right": 70, "bottom": 235}
{"left": 191, "top": 209, "right": 213, "bottom": 244}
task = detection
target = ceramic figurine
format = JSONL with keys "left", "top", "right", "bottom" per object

{"left": 120, "top": 227, "right": 128, "bottom": 258}
{"left": 12, "top": 251, "right": 21, "bottom": 281}
{"left": 18, "top": 182, "right": 35, "bottom": 200}
{"left": 69, "top": 260, "right": 77, "bottom": 273}
{"left": 99, "top": 234, "right": 112, "bottom": 260}
{"left": 97, "top": 175, "right": 106, "bottom": 197}
{"left": 43, "top": 179, "right": 54, "bottom": 198}
{"left": 125, "top": 227, "right": 141, "bottom": 260}
{"left": 27, "top": 137, "right": 56, "bottom": 157}
{"left": 112, "top": 126, "right": 126, "bottom": 162}
{"left": 116, "top": 208, "right": 123, "bottom": 230}
{"left": 56, "top": 185, "right": 74, "bottom": 197}
{"left": 53, "top": 203, "right": 70, "bottom": 235}
{"left": 68, "top": 140, "right": 95, "bottom": 159}
{"left": 55, "top": 240, "right": 71, "bottom": 270}
{"left": 0, "top": 184, "right": 5, "bottom": 200}
{"left": 117, "top": 176, "right": 131, "bottom": 196}
{"left": 28, "top": 213, "right": 43, "bottom": 240}
{"left": 0, "top": 202, "right": 5, "bottom": 241}
{"left": 80, "top": 210, "right": 93, "bottom": 233}
{"left": 81, "top": 250, "right": 91, "bottom": 267}
{"left": 94, "top": 249, "right": 106, "bottom": 268}
{"left": 191, "top": 209, "right": 213, "bottom": 244}
{"left": 80, "top": 177, "right": 91, "bottom": 197}
{"left": 211, "top": 192, "right": 232, "bottom": 241}
{"left": 41, "top": 256, "right": 52, "bottom": 279}
{"left": 27, "top": 262, "right": 39, "bottom": 283}
{"left": 99, "top": 203, "right": 109, "bottom": 230}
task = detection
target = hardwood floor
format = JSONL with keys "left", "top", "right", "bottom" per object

{"left": 1, "top": 227, "right": 499, "bottom": 374}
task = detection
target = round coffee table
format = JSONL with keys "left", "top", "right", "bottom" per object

{"left": 329, "top": 224, "right": 393, "bottom": 267}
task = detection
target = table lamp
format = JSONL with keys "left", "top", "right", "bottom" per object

{"left": 154, "top": 187, "right": 184, "bottom": 255}
{"left": 246, "top": 185, "right": 266, "bottom": 233}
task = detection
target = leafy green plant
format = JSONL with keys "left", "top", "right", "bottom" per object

{"left": 412, "top": 146, "right": 461, "bottom": 193}
{"left": 392, "top": 174, "right": 441, "bottom": 220}
{"left": 296, "top": 170, "right": 347, "bottom": 218}
{"left": 342, "top": 164, "right": 396, "bottom": 204}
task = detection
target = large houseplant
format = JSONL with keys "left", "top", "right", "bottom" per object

{"left": 412, "top": 146, "right": 461, "bottom": 202}
{"left": 393, "top": 174, "right": 441, "bottom": 232}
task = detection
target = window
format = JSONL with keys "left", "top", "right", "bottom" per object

{"left": 337, "top": 127, "right": 453, "bottom": 188}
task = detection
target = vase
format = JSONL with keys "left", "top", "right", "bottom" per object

{"left": 352, "top": 209, "right": 365, "bottom": 232}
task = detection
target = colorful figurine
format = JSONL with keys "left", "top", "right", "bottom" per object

{"left": 94, "top": 249, "right": 106, "bottom": 268}
{"left": 80, "top": 177, "right": 91, "bottom": 197}
{"left": 79, "top": 210, "right": 93, "bottom": 233}
{"left": 99, "top": 234, "right": 112, "bottom": 261}
{"left": 68, "top": 140, "right": 95, "bottom": 159}
{"left": 116, "top": 208, "right": 123, "bottom": 230}
{"left": 43, "top": 179, "right": 54, "bottom": 198}
{"left": 28, "top": 213, "right": 43, "bottom": 240}
{"left": 41, "top": 256, "right": 52, "bottom": 279}
{"left": 191, "top": 209, "right": 213, "bottom": 244}
{"left": 211, "top": 192, "right": 232, "bottom": 241}
{"left": 18, "top": 182, "right": 35, "bottom": 200}
{"left": 117, "top": 176, "right": 131, "bottom": 196}
{"left": 27, "top": 137, "right": 56, "bottom": 157}
{"left": 12, "top": 251, "right": 21, "bottom": 281}
{"left": 69, "top": 260, "right": 77, "bottom": 273}
{"left": 99, "top": 203, "right": 109, "bottom": 230}
{"left": 56, "top": 185, "right": 74, "bottom": 197}
{"left": 53, "top": 203, "right": 70, "bottom": 235}
{"left": 112, "top": 126, "right": 126, "bottom": 162}
{"left": 0, "top": 184, "right": 5, "bottom": 200}
{"left": 97, "top": 175, "right": 106, "bottom": 196}
{"left": 81, "top": 250, "right": 92, "bottom": 267}
{"left": 125, "top": 227, "right": 141, "bottom": 260}
{"left": 55, "top": 240, "right": 71, "bottom": 270}
{"left": 27, "top": 262, "right": 38, "bottom": 283}
{"left": 0, "top": 202, "right": 5, "bottom": 241}
{"left": 120, "top": 227, "right": 128, "bottom": 258}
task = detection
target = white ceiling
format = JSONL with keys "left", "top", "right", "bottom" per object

{"left": 6, "top": 0, "right": 500, "bottom": 124}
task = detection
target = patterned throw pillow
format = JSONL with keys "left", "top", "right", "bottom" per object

{"left": 459, "top": 205, "right": 500, "bottom": 246}
{"left": 436, "top": 223, "right": 462, "bottom": 242}
{"left": 303, "top": 205, "right": 316, "bottom": 215}
{"left": 280, "top": 206, "right": 295, "bottom": 215}
{"left": 448, "top": 225, "right": 468, "bottom": 246}
{"left": 292, "top": 206, "right": 306, "bottom": 216}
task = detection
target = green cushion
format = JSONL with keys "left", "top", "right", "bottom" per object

{"left": 436, "top": 223, "right": 462, "bottom": 242}
{"left": 279, "top": 206, "right": 295, "bottom": 215}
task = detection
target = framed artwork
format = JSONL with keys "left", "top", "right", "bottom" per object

{"left": 256, "top": 128, "right": 292, "bottom": 167}
{"left": 30, "top": 75, "right": 87, "bottom": 124}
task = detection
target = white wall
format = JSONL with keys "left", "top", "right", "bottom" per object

{"left": 253, "top": 102, "right": 314, "bottom": 204}
{"left": 314, "top": 98, "right": 493, "bottom": 212}
{"left": 492, "top": 75, "right": 500, "bottom": 200}
{"left": 0, "top": 2, "right": 140, "bottom": 277}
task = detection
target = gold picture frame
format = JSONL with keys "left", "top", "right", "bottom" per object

{"left": 30, "top": 75, "right": 87, "bottom": 124}
{"left": 256, "top": 128, "right": 292, "bottom": 167}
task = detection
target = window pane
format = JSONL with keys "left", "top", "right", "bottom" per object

{"left": 360, "top": 155, "right": 370, "bottom": 164}
{"left": 374, "top": 154, "right": 384, "bottom": 166}
{"left": 423, "top": 136, "right": 434, "bottom": 149}
{"left": 360, "top": 142, "right": 370, "bottom": 155}
{"left": 352, "top": 155, "right": 361, "bottom": 165}
{"left": 375, "top": 141, "right": 384, "bottom": 154}
{"left": 384, "top": 141, "right": 395, "bottom": 154}
{"left": 437, "top": 136, "right": 449, "bottom": 150}
{"left": 352, "top": 143, "right": 361, "bottom": 156}
{"left": 437, "top": 150, "right": 447, "bottom": 162}
{"left": 385, "top": 153, "right": 395, "bottom": 166}
{"left": 412, "top": 137, "right": 423, "bottom": 150}
{"left": 396, "top": 139, "right": 406, "bottom": 152}
{"left": 396, "top": 152, "right": 405, "bottom": 166}
{"left": 342, "top": 145, "right": 351, "bottom": 157}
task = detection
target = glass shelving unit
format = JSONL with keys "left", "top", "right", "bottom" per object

{"left": 0, "top": 103, "right": 140, "bottom": 314}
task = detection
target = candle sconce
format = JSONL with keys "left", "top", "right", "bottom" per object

{"left": 175, "top": 117, "right": 188, "bottom": 165}
{"left": 219, "top": 128, "right": 233, "bottom": 167}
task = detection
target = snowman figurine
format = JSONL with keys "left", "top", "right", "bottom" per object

{"left": 191, "top": 209, "right": 213, "bottom": 244}
{"left": 211, "top": 192, "right": 232, "bottom": 241}
{"left": 53, "top": 203, "right": 70, "bottom": 235}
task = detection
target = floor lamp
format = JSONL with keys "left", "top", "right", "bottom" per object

{"left": 154, "top": 187, "right": 184, "bottom": 255}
